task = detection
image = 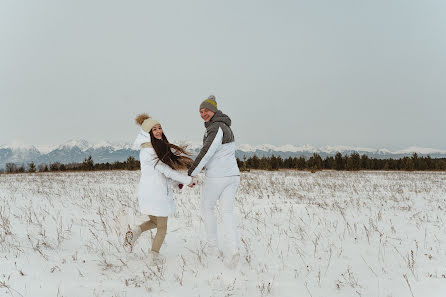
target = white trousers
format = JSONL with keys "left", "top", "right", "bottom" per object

{"left": 200, "top": 175, "right": 240, "bottom": 254}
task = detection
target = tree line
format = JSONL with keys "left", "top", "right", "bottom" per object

{"left": 237, "top": 153, "right": 446, "bottom": 171}
{"left": 2, "top": 153, "right": 446, "bottom": 174}
{"left": 3, "top": 156, "right": 140, "bottom": 173}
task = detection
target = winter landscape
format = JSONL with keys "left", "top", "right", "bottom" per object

{"left": 2, "top": 139, "right": 446, "bottom": 170}
{"left": 2, "top": 1, "right": 446, "bottom": 297}
{"left": 1, "top": 169, "right": 446, "bottom": 297}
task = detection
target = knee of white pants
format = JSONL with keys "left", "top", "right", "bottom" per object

{"left": 201, "top": 197, "right": 214, "bottom": 212}
{"left": 222, "top": 214, "right": 237, "bottom": 235}
{"left": 201, "top": 202, "right": 218, "bottom": 224}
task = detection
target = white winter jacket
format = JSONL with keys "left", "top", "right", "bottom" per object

{"left": 134, "top": 129, "right": 192, "bottom": 216}
{"left": 188, "top": 111, "right": 240, "bottom": 178}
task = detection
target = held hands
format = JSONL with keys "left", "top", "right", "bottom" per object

{"left": 187, "top": 177, "right": 196, "bottom": 188}
{"left": 178, "top": 177, "right": 196, "bottom": 190}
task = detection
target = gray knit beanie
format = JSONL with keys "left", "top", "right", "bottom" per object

{"left": 199, "top": 95, "right": 218, "bottom": 113}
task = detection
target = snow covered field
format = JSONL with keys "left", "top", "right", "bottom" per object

{"left": 1, "top": 170, "right": 446, "bottom": 297}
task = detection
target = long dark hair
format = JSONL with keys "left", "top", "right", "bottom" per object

{"left": 150, "top": 130, "right": 193, "bottom": 170}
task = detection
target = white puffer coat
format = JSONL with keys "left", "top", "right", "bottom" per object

{"left": 134, "top": 130, "right": 192, "bottom": 216}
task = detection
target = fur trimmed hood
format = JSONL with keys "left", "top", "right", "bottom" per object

{"left": 133, "top": 128, "right": 151, "bottom": 150}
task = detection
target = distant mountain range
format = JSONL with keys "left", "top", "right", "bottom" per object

{"left": 1, "top": 139, "right": 446, "bottom": 169}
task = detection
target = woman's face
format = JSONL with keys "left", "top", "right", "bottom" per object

{"left": 151, "top": 124, "right": 163, "bottom": 140}
{"left": 200, "top": 108, "right": 215, "bottom": 122}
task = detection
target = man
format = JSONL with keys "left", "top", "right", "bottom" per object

{"left": 188, "top": 95, "right": 241, "bottom": 268}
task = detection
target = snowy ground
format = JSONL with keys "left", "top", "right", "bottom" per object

{"left": 1, "top": 170, "right": 446, "bottom": 297}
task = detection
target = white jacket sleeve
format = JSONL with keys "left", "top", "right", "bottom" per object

{"left": 155, "top": 161, "right": 192, "bottom": 185}
{"left": 190, "top": 127, "right": 223, "bottom": 177}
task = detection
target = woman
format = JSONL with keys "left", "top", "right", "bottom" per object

{"left": 125, "top": 113, "right": 194, "bottom": 263}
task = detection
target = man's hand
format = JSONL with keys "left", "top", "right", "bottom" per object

{"left": 187, "top": 177, "right": 196, "bottom": 188}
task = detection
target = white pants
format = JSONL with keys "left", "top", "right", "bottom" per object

{"left": 200, "top": 175, "right": 240, "bottom": 254}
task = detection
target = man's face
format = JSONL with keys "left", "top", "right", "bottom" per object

{"left": 200, "top": 108, "right": 215, "bottom": 122}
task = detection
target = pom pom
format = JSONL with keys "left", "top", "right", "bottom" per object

{"left": 135, "top": 113, "right": 149, "bottom": 126}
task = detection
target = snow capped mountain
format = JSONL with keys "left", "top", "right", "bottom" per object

{"left": 57, "top": 139, "right": 90, "bottom": 151}
{"left": 394, "top": 146, "right": 446, "bottom": 155}
{"left": 319, "top": 145, "right": 376, "bottom": 154}
{"left": 174, "top": 140, "right": 203, "bottom": 152}
{"left": 1, "top": 139, "right": 446, "bottom": 169}
{"left": 0, "top": 141, "right": 39, "bottom": 152}
{"left": 34, "top": 144, "right": 60, "bottom": 154}
{"left": 237, "top": 144, "right": 446, "bottom": 156}
{"left": 88, "top": 141, "right": 132, "bottom": 151}
{"left": 237, "top": 144, "right": 318, "bottom": 153}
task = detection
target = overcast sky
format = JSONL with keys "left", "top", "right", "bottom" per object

{"left": 1, "top": 0, "right": 445, "bottom": 149}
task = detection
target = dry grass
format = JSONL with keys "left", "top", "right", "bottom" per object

{"left": 0, "top": 170, "right": 445, "bottom": 296}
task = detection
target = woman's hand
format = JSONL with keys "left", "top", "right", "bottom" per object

{"left": 187, "top": 177, "right": 195, "bottom": 188}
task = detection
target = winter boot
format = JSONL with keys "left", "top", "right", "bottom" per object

{"left": 124, "top": 226, "right": 142, "bottom": 252}
{"left": 148, "top": 251, "right": 165, "bottom": 265}
{"left": 204, "top": 244, "right": 222, "bottom": 258}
